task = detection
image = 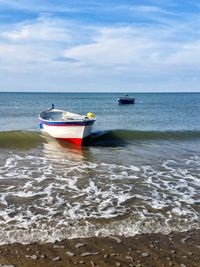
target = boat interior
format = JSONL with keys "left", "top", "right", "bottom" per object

{"left": 40, "top": 110, "right": 86, "bottom": 122}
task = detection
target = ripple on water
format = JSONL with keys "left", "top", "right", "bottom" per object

{"left": 0, "top": 150, "right": 199, "bottom": 244}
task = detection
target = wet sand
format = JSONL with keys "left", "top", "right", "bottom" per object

{"left": 0, "top": 229, "right": 199, "bottom": 267}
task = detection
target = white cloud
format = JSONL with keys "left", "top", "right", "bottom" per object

{"left": 166, "top": 41, "right": 200, "bottom": 66}
{"left": 130, "top": 5, "right": 174, "bottom": 15}
{"left": 2, "top": 16, "right": 71, "bottom": 42}
{"left": 63, "top": 26, "right": 159, "bottom": 69}
{"left": 0, "top": 0, "right": 74, "bottom": 13}
{"left": 0, "top": 3, "right": 200, "bottom": 91}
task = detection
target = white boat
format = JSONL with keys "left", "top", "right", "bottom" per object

{"left": 39, "top": 105, "right": 96, "bottom": 145}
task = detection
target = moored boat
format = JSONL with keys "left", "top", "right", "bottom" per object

{"left": 39, "top": 105, "right": 96, "bottom": 145}
{"left": 117, "top": 94, "right": 135, "bottom": 104}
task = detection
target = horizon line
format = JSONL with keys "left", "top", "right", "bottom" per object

{"left": 0, "top": 91, "right": 200, "bottom": 94}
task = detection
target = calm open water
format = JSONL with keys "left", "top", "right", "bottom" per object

{"left": 0, "top": 92, "right": 199, "bottom": 244}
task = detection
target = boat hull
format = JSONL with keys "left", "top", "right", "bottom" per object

{"left": 39, "top": 120, "right": 95, "bottom": 145}
{"left": 117, "top": 98, "right": 135, "bottom": 104}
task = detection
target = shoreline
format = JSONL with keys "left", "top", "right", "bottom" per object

{"left": 0, "top": 229, "right": 199, "bottom": 267}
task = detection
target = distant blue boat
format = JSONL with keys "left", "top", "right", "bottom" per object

{"left": 117, "top": 94, "right": 135, "bottom": 105}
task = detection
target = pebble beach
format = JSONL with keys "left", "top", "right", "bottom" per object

{"left": 0, "top": 230, "right": 199, "bottom": 267}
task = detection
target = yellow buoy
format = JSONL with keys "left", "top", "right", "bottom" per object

{"left": 87, "top": 112, "right": 95, "bottom": 118}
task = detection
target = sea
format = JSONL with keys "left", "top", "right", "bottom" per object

{"left": 0, "top": 92, "right": 199, "bottom": 245}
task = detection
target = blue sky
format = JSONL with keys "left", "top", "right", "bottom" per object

{"left": 0, "top": 0, "right": 200, "bottom": 92}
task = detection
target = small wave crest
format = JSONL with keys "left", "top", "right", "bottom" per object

{"left": 0, "top": 129, "right": 199, "bottom": 149}
{"left": 88, "top": 129, "right": 200, "bottom": 146}
{"left": 0, "top": 131, "right": 44, "bottom": 149}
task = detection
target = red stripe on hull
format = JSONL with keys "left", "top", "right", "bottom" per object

{"left": 56, "top": 137, "right": 83, "bottom": 146}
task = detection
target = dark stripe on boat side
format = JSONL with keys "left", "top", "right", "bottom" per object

{"left": 39, "top": 120, "right": 94, "bottom": 126}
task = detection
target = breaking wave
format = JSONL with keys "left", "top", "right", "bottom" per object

{"left": 0, "top": 131, "right": 44, "bottom": 149}
{"left": 0, "top": 129, "right": 200, "bottom": 149}
{"left": 0, "top": 145, "right": 199, "bottom": 244}
{"left": 88, "top": 129, "right": 200, "bottom": 146}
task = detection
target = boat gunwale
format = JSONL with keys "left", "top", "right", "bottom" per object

{"left": 39, "top": 109, "right": 96, "bottom": 123}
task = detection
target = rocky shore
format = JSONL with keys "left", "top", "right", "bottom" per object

{"left": 0, "top": 229, "right": 199, "bottom": 267}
